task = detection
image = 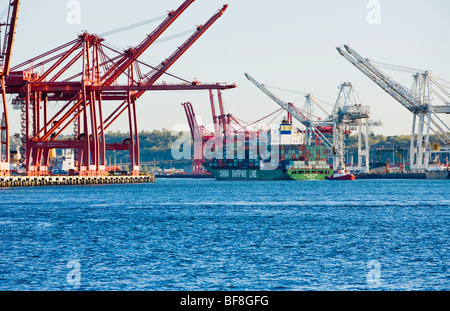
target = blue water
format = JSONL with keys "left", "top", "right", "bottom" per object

{"left": 0, "top": 179, "right": 448, "bottom": 291}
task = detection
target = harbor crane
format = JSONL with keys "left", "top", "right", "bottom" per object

{"left": 337, "top": 44, "right": 450, "bottom": 171}
{"left": 245, "top": 73, "right": 381, "bottom": 172}
{"left": 183, "top": 88, "right": 293, "bottom": 174}
{"left": 0, "top": 0, "right": 20, "bottom": 176}
{"left": 300, "top": 93, "right": 334, "bottom": 144}
{"left": 4, "top": 1, "right": 235, "bottom": 176}
{"left": 244, "top": 73, "right": 334, "bottom": 149}
{"left": 328, "top": 82, "right": 381, "bottom": 172}
{"left": 181, "top": 101, "right": 214, "bottom": 175}
{"left": 305, "top": 83, "right": 382, "bottom": 172}
{"left": 307, "top": 83, "right": 372, "bottom": 171}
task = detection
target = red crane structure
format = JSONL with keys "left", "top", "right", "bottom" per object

{"left": 182, "top": 89, "right": 236, "bottom": 175}
{"left": 1, "top": 0, "right": 20, "bottom": 175}
{"left": 183, "top": 89, "right": 296, "bottom": 175}
{"left": 3, "top": 1, "right": 235, "bottom": 176}
{"left": 181, "top": 101, "right": 214, "bottom": 175}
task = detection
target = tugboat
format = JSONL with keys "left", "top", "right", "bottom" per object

{"left": 325, "top": 170, "right": 355, "bottom": 180}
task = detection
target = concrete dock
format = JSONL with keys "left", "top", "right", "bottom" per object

{"left": 0, "top": 174, "right": 155, "bottom": 188}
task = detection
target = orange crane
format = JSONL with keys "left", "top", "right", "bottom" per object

{"left": 0, "top": 0, "right": 20, "bottom": 175}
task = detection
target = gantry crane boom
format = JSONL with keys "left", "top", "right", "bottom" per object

{"left": 141, "top": 5, "right": 228, "bottom": 86}
{"left": 182, "top": 102, "right": 201, "bottom": 143}
{"left": 102, "top": 0, "right": 195, "bottom": 86}
{"left": 244, "top": 73, "right": 333, "bottom": 149}
{"left": 182, "top": 102, "right": 213, "bottom": 175}
{"left": 1, "top": 0, "right": 20, "bottom": 77}
{"left": 337, "top": 44, "right": 450, "bottom": 169}
{"left": 208, "top": 89, "right": 221, "bottom": 136}
{"left": 27, "top": 4, "right": 228, "bottom": 144}
{"left": 337, "top": 45, "right": 424, "bottom": 113}
{"left": 1, "top": 0, "right": 20, "bottom": 171}
{"left": 99, "top": 5, "right": 229, "bottom": 135}
{"left": 216, "top": 89, "right": 228, "bottom": 135}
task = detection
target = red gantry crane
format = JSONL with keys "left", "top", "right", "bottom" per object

{"left": 182, "top": 89, "right": 234, "bottom": 175}
{"left": 4, "top": 1, "right": 235, "bottom": 176}
{"left": 183, "top": 88, "right": 296, "bottom": 175}
{"left": 182, "top": 101, "right": 214, "bottom": 175}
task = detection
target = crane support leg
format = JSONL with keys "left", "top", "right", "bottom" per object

{"left": 423, "top": 111, "right": 432, "bottom": 167}
{"left": 0, "top": 78, "right": 9, "bottom": 173}
{"left": 416, "top": 112, "right": 425, "bottom": 168}
{"left": 410, "top": 114, "right": 417, "bottom": 169}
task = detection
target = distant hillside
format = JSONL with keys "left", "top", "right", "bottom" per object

{"left": 344, "top": 132, "right": 445, "bottom": 165}
{"left": 104, "top": 130, "right": 446, "bottom": 163}
{"left": 345, "top": 132, "right": 443, "bottom": 151}
{"left": 105, "top": 129, "right": 184, "bottom": 164}
{"left": 32, "top": 130, "right": 443, "bottom": 167}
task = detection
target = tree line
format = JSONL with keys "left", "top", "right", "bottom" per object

{"left": 104, "top": 130, "right": 445, "bottom": 164}
{"left": 105, "top": 129, "right": 183, "bottom": 164}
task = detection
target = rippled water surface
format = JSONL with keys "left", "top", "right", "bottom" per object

{"left": 0, "top": 179, "right": 449, "bottom": 290}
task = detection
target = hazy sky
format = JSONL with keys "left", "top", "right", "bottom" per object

{"left": 5, "top": 0, "right": 450, "bottom": 136}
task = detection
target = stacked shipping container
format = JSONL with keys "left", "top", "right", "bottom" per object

{"left": 205, "top": 134, "right": 330, "bottom": 170}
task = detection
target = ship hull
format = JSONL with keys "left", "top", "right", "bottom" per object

{"left": 204, "top": 135, "right": 330, "bottom": 181}
{"left": 206, "top": 168, "right": 290, "bottom": 180}
{"left": 325, "top": 174, "right": 355, "bottom": 180}
{"left": 425, "top": 171, "right": 450, "bottom": 179}
{"left": 287, "top": 168, "right": 333, "bottom": 181}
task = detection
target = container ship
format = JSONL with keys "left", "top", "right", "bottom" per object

{"left": 204, "top": 121, "right": 333, "bottom": 180}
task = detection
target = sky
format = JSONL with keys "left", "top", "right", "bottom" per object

{"left": 4, "top": 0, "right": 450, "bottom": 136}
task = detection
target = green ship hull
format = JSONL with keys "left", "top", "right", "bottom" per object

{"left": 206, "top": 168, "right": 290, "bottom": 180}
{"left": 287, "top": 168, "right": 333, "bottom": 180}
{"left": 203, "top": 138, "right": 332, "bottom": 181}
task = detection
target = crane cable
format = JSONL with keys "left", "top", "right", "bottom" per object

{"left": 248, "top": 108, "right": 284, "bottom": 125}
{"left": 0, "top": 7, "right": 7, "bottom": 20}
{"left": 263, "top": 84, "right": 308, "bottom": 95}
{"left": 265, "top": 83, "right": 333, "bottom": 119}
{"left": 265, "top": 84, "right": 334, "bottom": 107}
{"left": 99, "top": 14, "right": 166, "bottom": 37}
{"left": 430, "top": 76, "right": 450, "bottom": 101}
{"left": 308, "top": 97, "right": 331, "bottom": 117}
{"left": 434, "top": 76, "right": 450, "bottom": 88}
{"left": 372, "top": 60, "right": 425, "bottom": 74}
{"left": 101, "top": 41, "right": 192, "bottom": 84}
{"left": 99, "top": 13, "right": 198, "bottom": 84}
{"left": 231, "top": 108, "right": 286, "bottom": 131}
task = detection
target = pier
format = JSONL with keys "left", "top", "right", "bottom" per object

{"left": 0, "top": 174, "right": 155, "bottom": 188}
